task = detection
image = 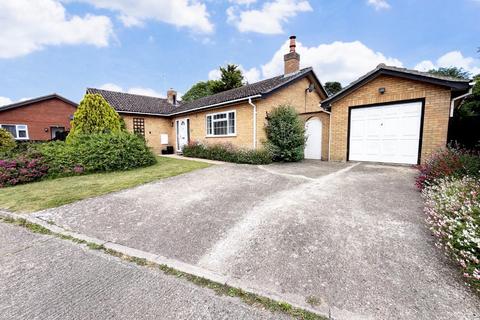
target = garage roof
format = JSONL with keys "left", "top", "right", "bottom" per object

{"left": 321, "top": 64, "right": 471, "bottom": 107}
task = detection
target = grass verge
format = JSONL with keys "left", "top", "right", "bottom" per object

{"left": 1, "top": 216, "right": 327, "bottom": 320}
{"left": 0, "top": 157, "right": 210, "bottom": 212}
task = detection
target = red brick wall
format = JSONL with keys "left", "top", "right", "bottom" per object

{"left": 0, "top": 98, "right": 77, "bottom": 141}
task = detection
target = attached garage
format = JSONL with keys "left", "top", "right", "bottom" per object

{"left": 321, "top": 64, "right": 471, "bottom": 165}
{"left": 348, "top": 100, "right": 423, "bottom": 165}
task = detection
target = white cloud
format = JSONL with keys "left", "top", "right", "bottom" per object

{"left": 0, "top": 0, "right": 113, "bottom": 59}
{"left": 0, "top": 97, "right": 13, "bottom": 107}
{"left": 367, "top": 0, "right": 390, "bottom": 10}
{"left": 229, "top": 0, "right": 257, "bottom": 5}
{"left": 100, "top": 83, "right": 164, "bottom": 97}
{"left": 227, "top": 0, "right": 312, "bottom": 34}
{"left": 208, "top": 65, "right": 261, "bottom": 83}
{"left": 415, "top": 51, "right": 480, "bottom": 75}
{"left": 76, "top": 0, "right": 213, "bottom": 33}
{"left": 261, "top": 40, "right": 402, "bottom": 85}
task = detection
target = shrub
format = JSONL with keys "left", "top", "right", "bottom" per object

{"left": 183, "top": 142, "right": 272, "bottom": 165}
{"left": 265, "top": 105, "right": 305, "bottom": 162}
{"left": 416, "top": 147, "right": 480, "bottom": 189}
{"left": 0, "top": 154, "right": 49, "bottom": 187}
{"left": 0, "top": 128, "right": 16, "bottom": 154}
{"left": 423, "top": 176, "right": 480, "bottom": 292}
{"left": 67, "top": 94, "right": 122, "bottom": 142}
{"left": 40, "top": 132, "right": 156, "bottom": 175}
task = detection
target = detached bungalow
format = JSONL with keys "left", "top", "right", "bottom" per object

{"left": 89, "top": 36, "right": 471, "bottom": 165}
{"left": 0, "top": 94, "right": 77, "bottom": 141}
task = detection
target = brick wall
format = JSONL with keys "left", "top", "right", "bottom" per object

{"left": 122, "top": 114, "right": 173, "bottom": 153}
{"left": 329, "top": 75, "right": 452, "bottom": 163}
{"left": 0, "top": 98, "right": 76, "bottom": 141}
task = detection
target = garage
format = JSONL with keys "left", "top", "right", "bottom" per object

{"left": 348, "top": 100, "right": 423, "bottom": 164}
{"left": 320, "top": 64, "right": 471, "bottom": 164}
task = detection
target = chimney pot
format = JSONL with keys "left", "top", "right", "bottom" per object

{"left": 289, "top": 35, "right": 297, "bottom": 52}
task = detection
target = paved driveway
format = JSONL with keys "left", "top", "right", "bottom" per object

{"left": 33, "top": 161, "right": 480, "bottom": 319}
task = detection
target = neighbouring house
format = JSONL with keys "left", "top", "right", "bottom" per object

{"left": 0, "top": 94, "right": 77, "bottom": 141}
{"left": 89, "top": 36, "right": 471, "bottom": 165}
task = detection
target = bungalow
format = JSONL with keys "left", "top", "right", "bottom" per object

{"left": 0, "top": 94, "right": 77, "bottom": 141}
{"left": 89, "top": 36, "right": 471, "bottom": 165}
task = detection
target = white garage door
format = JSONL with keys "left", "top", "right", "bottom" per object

{"left": 349, "top": 101, "right": 423, "bottom": 165}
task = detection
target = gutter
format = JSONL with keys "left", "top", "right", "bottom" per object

{"left": 168, "top": 95, "right": 262, "bottom": 117}
{"left": 450, "top": 81, "right": 475, "bottom": 117}
{"left": 248, "top": 98, "right": 257, "bottom": 149}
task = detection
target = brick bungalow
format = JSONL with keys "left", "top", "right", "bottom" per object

{"left": 0, "top": 94, "right": 77, "bottom": 141}
{"left": 89, "top": 36, "right": 471, "bottom": 165}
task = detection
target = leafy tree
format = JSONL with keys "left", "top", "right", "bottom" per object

{"left": 324, "top": 81, "right": 342, "bottom": 96}
{"left": 67, "top": 94, "right": 122, "bottom": 143}
{"left": 265, "top": 105, "right": 305, "bottom": 162}
{"left": 428, "top": 67, "right": 471, "bottom": 80}
{"left": 0, "top": 128, "right": 16, "bottom": 153}
{"left": 210, "top": 64, "right": 244, "bottom": 94}
{"left": 182, "top": 80, "right": 220, "bottom": 102}
{"left": 458, "top": 75, "right": 480, "bottom": 117}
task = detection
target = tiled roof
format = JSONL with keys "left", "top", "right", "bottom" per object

{"left": 0, "top": 94, "right": 77, "bottom": 112}
{"left": 321, "top": 64, "right": 471, "bottom": 106}
{"left": 86, "top": 88, "right": 177, "bottom": 115}
{"left": 87, "top": 67, "right": 322, "bottom": 116}
{"left": 170, "top": 67, "right": 316, "bottom": 114}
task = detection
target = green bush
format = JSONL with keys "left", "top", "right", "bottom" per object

{"left": 183, "top": 142, "right": 272, "bottom": 165}
{"left": 67, "top": 94, "right": 122, "bottom": 143}
{"left": 0, "top": 128, "right": 16, "bottom": 154}
{"left": 40, "top": 132, "right": 157, "bottom": 177}
{"left": 265, "top": 105, "right": 305, "bottom": 162}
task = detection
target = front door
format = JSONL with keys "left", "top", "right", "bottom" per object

{"left": 176, "top": 118, "right": 189, "bottom": 152}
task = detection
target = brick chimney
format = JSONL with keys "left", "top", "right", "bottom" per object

{"left": 167, "top": 88, "right": 177, "bottom": 105}
{"left": 284, "top": 35, "right": 300, "bottom": 75}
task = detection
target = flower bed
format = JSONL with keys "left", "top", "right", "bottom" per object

{"left": 423, "top": 176, "right": 480, "bottom": 292}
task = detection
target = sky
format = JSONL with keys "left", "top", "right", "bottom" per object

{"left": 0, "top": 0, "right": 479, "bottom": 105}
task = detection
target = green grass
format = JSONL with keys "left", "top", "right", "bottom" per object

{"left": 0, "top": 157, "right": 210, "bottom": 212}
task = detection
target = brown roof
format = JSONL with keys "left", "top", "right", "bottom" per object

{"left": 86, "top": 88, "right": 176, "bottom": 115}
{"left": 321, "top": 64, "right": 471, "bottom": 106}
{"left": 87, "top": 67, "right": 326, "bottom": 116}
{"left": 0, "top": 94, "right": 77, "bottom": 112}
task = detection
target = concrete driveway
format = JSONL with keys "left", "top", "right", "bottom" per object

{"left": 33, "top": 161, "right": 480, "bottom": 319}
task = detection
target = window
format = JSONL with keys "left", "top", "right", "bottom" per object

{"left": 133, "top": 118, "right": 145, "bottom": 136}
{"left": 0, "top": 124, "right": 29, "bottom": 140}
{"left": 206, "top": 111, "right": 236, "bottom": 136}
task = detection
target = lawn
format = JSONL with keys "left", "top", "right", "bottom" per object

{"left": 0, "top": 157, "right": 210, "bottom": 212}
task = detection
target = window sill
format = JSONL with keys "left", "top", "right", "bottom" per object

{"left": 205, "top": 134, "right": 237, "bottom": 138}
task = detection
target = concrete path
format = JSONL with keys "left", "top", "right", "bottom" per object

{"left": 0, "top": 222, "right": 290, "bottom": 320}
{"left": 31, "top": 161, "right": 480, "bottom": 319}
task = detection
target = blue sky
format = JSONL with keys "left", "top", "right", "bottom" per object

{"left": 0, "top": 0, "right": 479, "bottom": 105}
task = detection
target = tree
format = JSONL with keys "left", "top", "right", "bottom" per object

{"left": 182, "top": 80, "right": 219, "bottom": 102}
{"left": 324, "top": 82, "right": 342, "bottom": 96}
{"left": 0, "top": 128, "right": 16, "bottom": 154}
{"left": 210, "top": 64, "right": 244, "bottom": 94}
{"left": 67, "top": 94, "right": 122, "bottom": 143}
{"left": 265, "top": 105, "right": 305, "bottom": 162}
{"left": 428, "top": 67, "right": 471, "bottom": 80}
{"left": 458, "top": 75, "right": 480, "bottom": 117}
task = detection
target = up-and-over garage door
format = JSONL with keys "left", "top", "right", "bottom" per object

{"left": 348, "top": 101, "right": 423, "bottom": 165}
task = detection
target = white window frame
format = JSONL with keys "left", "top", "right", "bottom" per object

{"left": 205, "top": 110, "right": 236, "bottom": 137}
{"left": 0, "top": 124, "right": 29, "bottom": 140}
